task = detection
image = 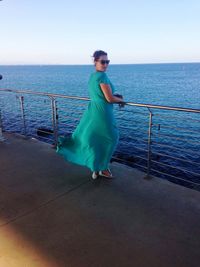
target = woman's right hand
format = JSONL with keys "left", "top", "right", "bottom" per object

{"left": 113, "top": 94, "right": 125, "bottom": 108}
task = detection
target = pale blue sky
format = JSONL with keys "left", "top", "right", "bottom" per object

{"left": 0, "top": 0, "right": 200, "bottom": 64}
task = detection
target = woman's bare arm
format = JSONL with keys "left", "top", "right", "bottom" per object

{"left": 100, "top": 83, "right": 123, "bottom": 103}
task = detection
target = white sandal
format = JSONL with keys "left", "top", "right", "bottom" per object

{"left": 99, "top": 169, "right": 113, "bottom": 178}
{"left": 92, "top": 171, "right": 99, "bottom": 179}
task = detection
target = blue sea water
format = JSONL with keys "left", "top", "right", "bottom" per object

{"left": 0, "top": 63, "right": 200, "bottom": 188}
{"left": 0, "top": 63, "right": 200, "bottom": 108}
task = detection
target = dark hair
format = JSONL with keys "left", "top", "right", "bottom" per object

{"left": 93, "top": 50, "right": 107, "bottom": 61}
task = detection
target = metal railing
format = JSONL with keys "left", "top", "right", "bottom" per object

{"left": 0, "top": 88, "right": 200, "bottom": 190}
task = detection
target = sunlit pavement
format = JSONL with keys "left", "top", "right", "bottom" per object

{"left": 0, "top": 132, "right": 200, "bottom": 267}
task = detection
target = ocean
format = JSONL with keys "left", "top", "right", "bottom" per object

{"left": 0, "top": 63, "right": 200, "bottom": 189}
{"left": 0, "top": 63, "right": 200, "bottom": 108}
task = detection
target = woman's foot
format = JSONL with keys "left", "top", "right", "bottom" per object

{"left": 99, "top": 169, "right": 113, "bottom": 178}
{"left": 92, "top": 171, "right": 99, "bottom": 179}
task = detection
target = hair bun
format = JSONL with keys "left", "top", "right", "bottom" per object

{"left": 93, "top": 50, "right": 107, "bottom": 61}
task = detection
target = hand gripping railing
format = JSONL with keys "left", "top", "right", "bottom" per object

{"left": 0, "top": 88, "right": 200, "bottom": 189}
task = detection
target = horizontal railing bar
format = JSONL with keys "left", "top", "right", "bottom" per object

{"left": 23, "top": 110, "right": 52, "bottom": 115}
{"left": 58, "top": 102, "right": 87, "bottom": 107}
{"left": 58, "top": 121, "right": 77, "bottom": 126}
{"left": 1, "top": 107, "right": 20, "bottom": 111}
{"left": 151, "top": 160, "right": 200, "bottom": 177}
{"left": 24, "top": 103, "right": 51, "bottom": 108}
{"left": 58, "top": 115, "right": 81, "bottom": 120}
{"left": 152, "top": 123, "right": 200, "bottom": 134}
{"left": 57, "top": 130, "right": 74, "bottom": 134}
{"left": 25, "top": 123, "right": 52, "bottom": 128}
{"left": 30, "top": 133, "right": 53, "bottom": 142}
{"left": 117, "top": 119, "right": 148, "bottom": 126}
{"left": 130, "top": 162, "right": 148, "bottom": 170}
{"left": 150, "top": 168, "right": 200, "bottom": 186}
{"left": 128, "top": 145, "right": 148, "bottom": 152}
{"left": 1, "top": 115, "right": 21, "bottom": 120}
{"left": 153, "top": 132, "right": 200, "bottom": 144}
{"left": 0, "top": 89, "right": 90, "bottom": 101}
{"left": 1, "top": 89, "right": 200, "bottom": 113}
{"left": 57, "top": 121, "right": 76, "bottom": 126}
{"left": 125, "top": 101, "right": 200, "bottom": 113}
{"left": 57, "top": 108, "right": 84, "bottom": 114}
{"left": 152, "top": 151, "right": 200, "bottom": 166}
{"left": 112, "top": 156, "right": 148, "bottom": 170}
{"left": 34, "top": 129, "right": 54, "bottom": 135}
{"left": 58, "top": 127, "right": 75, "bottom": 131}
{"left": 153, "top": 113, "right": 200, "bottom": 123}
{"left": 119, "top": 134, "right": 149, "bottom": 143}
{"left": 131, "top": 155, "right": 147, "bottom": 161}
{"left": 119, "top": 124, "right": 148, "bottom": 131}
{"left": 114, "top": 152, "right": 147, "bottom": 162}
{"left": 118, "top": 109, "right": 148, "bottom": 116}
{"left": 58, "top": 119, "right": 80, "bottom": 124}
{"left": 152, "top": 141, "right": 200, "bottom": 156}
{"left": 22, "top": 98, "right": 51, "bottom": 102}
{"left": 175, "top": 117, "right": 200, "bottom": 123}
{"left": 58, "top": 114, "right": 83, "bottom": 119}
{"left": 152, "top": 134, "right": 185, "bottom": 142}
{"left": 120, "top": 135, "right": 148, "bottom": 144}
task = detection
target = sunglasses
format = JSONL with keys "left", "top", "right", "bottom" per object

{"left": 98, "top": 60, "right": 110, "bottom": 65}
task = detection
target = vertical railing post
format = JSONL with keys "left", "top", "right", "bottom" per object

{"left": 0, "top": 108, "right": 6, "bottom": 142}
{"left": 51, "top": 97, "right": 58, "bottom": 147}
{"left": 54, "top": 98, "right": 59, "bottom": 146}
{"left": 145, "top": 108, "right": 153, "bottom": 179}
{"left": 19, "top": 96, "right": 27, "bottom": 136}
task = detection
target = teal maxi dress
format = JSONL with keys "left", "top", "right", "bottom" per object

{"left": 56, "top": 71, "right": 119, "bottom": 172}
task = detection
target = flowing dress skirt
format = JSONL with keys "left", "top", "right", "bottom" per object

{"left": 56, "top": 100, "right": 119, "bottom": 172}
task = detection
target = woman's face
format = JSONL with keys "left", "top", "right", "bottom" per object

{"left": 95, "top": 55, "right": 110, "bottom": 72}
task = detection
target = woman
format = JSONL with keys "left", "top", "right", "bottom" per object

{"left": 56, "top": 50, "right": 124, "bottom": 179}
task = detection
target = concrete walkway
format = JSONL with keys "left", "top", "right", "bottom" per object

{"left": 0, "top": 132, "right": 200, "bottom": 267}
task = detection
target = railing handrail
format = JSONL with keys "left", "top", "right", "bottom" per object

{"left": 0, "top": 88, "right": 200, "bottom": 114}
{"left": 1, "top": 87, "right": 200, "bottom": 188}
{"left": 0, "top": 88, "right": 90, "bottom": 101}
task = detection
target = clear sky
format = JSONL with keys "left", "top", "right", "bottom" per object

{"left": 0, "top": 0, "right": 200, "bottom": 64}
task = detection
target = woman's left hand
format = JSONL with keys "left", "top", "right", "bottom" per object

{"left": 119, "top": 101, "right": 125, "bottom": 108}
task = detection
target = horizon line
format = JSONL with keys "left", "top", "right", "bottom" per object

{"left": 1, "top": 61, "right": 200, "bottom": 66}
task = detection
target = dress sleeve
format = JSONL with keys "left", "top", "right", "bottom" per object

{"left": 97, "top": 72, "right": 110, "bottom": 84}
